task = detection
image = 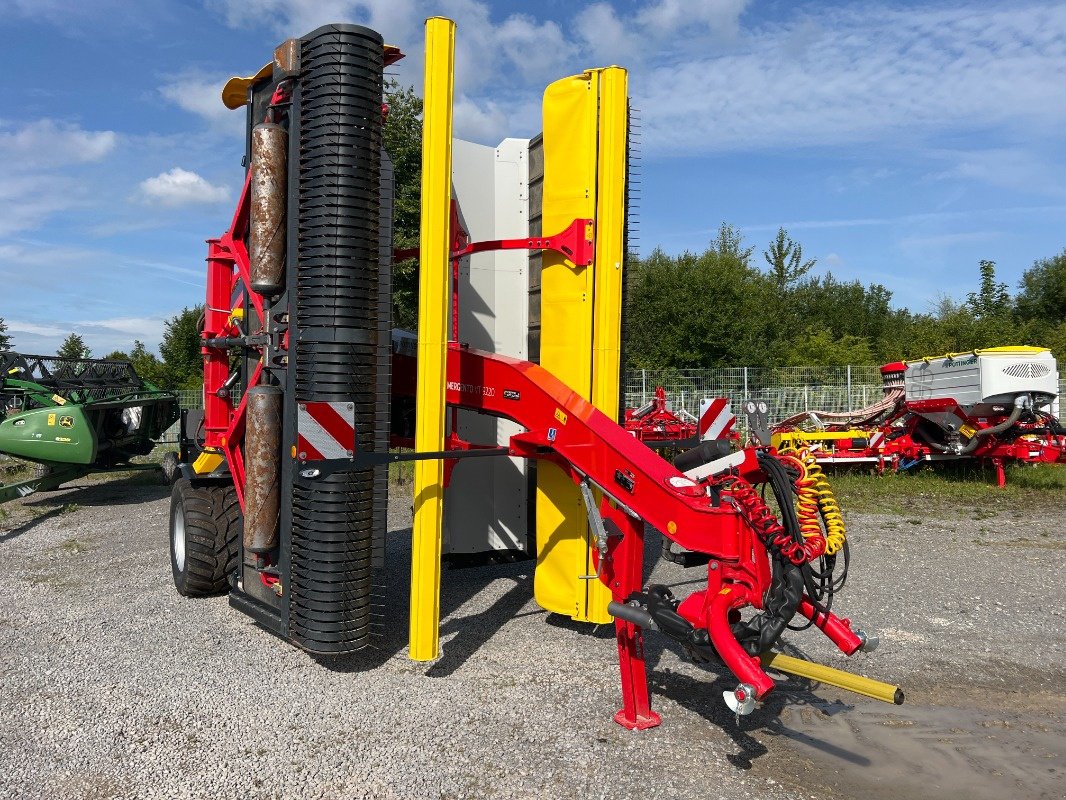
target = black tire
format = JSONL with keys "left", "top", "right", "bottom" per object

{"left": 32, "top": 462, "right": 67, "bottom": 492}
{"left": 160, "top": 452, "right": 180, "bottom": 484}
{"left": 169, "top": 478, "right": 241, "bottom": 597}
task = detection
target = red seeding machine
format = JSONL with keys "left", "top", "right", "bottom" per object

{"left": 166, "top": 18, "right": 902, "bottom": 731}
{"left": 772, "top": 347, "right": 1066, "bottom": 486}
{"left": 623, "top": 388, "right": 739, "bottom": 449}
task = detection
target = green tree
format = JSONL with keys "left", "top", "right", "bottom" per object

{"left": 0, "top": 317, "right": 11, "bottom": 351}
{"left": 624, "top": 235, "right": 773, "bottom": 369}
{"left": 763, "top": 227, "right": 815, "bottom": 292}
{"left": 785, "top": 327, "right": 875, "bottom": 366}
{"left": 57, "top": 333, "right": 91, "bottom": 360}
{"left": 104, "top": 349, "right": 129, "bottom": 361}
{"left": 129, "top": 340, "right": 164, "bottom": 385}
{"left": 1016, "top": 249, "right": 1066, "bottom": 325}
{"left": 384, "top": 80, "right": 423, "bottom": 330}
{"left": 966, "top": 259, "right": 1010, "bottom": 319}
{"left": 159, "top": 306, "right": 204, "bottom": 389}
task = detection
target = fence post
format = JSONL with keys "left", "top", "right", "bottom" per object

{"left": 804, "top": 385, "right": 809, "bottom": 411}
{"left": 743, "top": 367, "right": 748, "bottom": 400}
{"left": 642, "top": 369, "right": 646, "bottom": 404}
{"left": 847, "top": 365, "right": 852, "bottom": 409}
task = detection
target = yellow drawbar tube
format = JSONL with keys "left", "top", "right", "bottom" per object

{"left": 535, "top": 67, "right": 628, "bottom": 624}
{"left": 761, "top": 652, "right": 905, "bottom": 705}
{"left": 409, "top": 16, "right": 455, "bottom": 661}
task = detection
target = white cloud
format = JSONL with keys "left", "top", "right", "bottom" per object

{"left": 929, "top": 147, "right": 1066, "bottom": 197}
{"left": 139, "top": 168, "right": 230, "bottom": 206}
{"left": 3, "top": 319, "right": 66, "bottom": 337}
{"left": 637, "top": 4, "right": 1066, "bottom": 154}
{"left": 451, "top": 93, "right": 513, "bottom": 144}
{"left": 159, "top": 74, "right": 245, "bottom": 134}
{"left": 0, "top": 119, "right": 121, "bottom": 233}
{"left": 202, "top": 1, "right": 1066, "bottom": 161}
{"left": 0, "top": 119, "right": 117, "bottom": 168}
{"left": 3, "top": 315, "right": 171, "bottom": 358}
{"left": 739, "top": 204, "right": 1066, "bottom": 235}
{"left": 0, "top": 174, "right": 81, "bottom": 235}
{"left": 638, "top": 0, "right": 749, "bottom": 37}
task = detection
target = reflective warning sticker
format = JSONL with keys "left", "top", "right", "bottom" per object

{"left": 296, "top": 402, "right": 356, "bottom": 461}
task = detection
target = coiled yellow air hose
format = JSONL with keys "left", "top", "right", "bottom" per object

{"left": 779, "top": 443, "right": 847, "bottom": 556}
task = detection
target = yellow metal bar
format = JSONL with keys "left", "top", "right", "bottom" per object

{"left": 761, "top": 652, "right": 904, "bottom": 705}
{"left": 409, "top": 16, "right": 455, "bottom": 662}
{"left": 772, "top": 429, "right": 877, "bottom": 449}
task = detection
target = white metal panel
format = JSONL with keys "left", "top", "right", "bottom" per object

{"left": 444, "top": 137, "right": 531, "bottom": 555}
{"left": 905, "top": 350, "right": 1059, "bottom": 408}
{"left": 978, "top": 350, "right": 1058, "bottom": 403}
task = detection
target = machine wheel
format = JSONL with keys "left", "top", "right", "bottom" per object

{"left": 160, "top": 452, "right": 180, "bottom": 484}
{"left": 31, "top": 463, "right": 67, "bottom": 492}
{"left": 169, "top": 478, "right": 241, "bottom": 597}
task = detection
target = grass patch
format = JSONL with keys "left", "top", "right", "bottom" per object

{"left": 828, "top": 462, "right": 1066, "bottom": 515}
{"left": 58, "top": 536, "right": 92, "bottom": 553}
{"left": 388, "top": 458, "right": 414, "bottom": 486}
{"left": 61, "top": 503, "right": 80, "bottom": 515}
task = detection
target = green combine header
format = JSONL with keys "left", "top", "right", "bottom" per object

{"left": 0, "top": 351, "right": 179, "bottom": 504}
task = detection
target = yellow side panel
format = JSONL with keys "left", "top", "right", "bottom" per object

{"left": 409, "top": 16, "right": 455, "bottom": 662}
{"left": 535, "top": 70, "right": 600, "bottom": 621}
{"left": 587, "top": 66, "right": 629, "bottom": 621}
{"left": 535, "top": 67, "right": 629, "bottom": 625}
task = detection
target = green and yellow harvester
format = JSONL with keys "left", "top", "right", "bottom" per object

{"left": 0, "top": 352, "right": 179, "bottom": 504}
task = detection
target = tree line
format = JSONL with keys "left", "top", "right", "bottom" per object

{"left": 624, "top": 225, "right": 1066, "bottom": 369}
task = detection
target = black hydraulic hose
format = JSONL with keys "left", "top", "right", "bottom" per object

{"left": 959, "top": 400, "right": 1026, "bottom": 454}
{"left": 608, "top": 601, "right": 654, "bottom": 628}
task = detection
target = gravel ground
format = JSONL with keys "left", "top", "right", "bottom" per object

{"left": 0, "top": 473, "right": 1062, "bottom": 800}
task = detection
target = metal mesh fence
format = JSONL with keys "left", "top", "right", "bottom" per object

{"left": 623, "top": 367, "right": 1066, "bottom": 439}
{"left": 157, "top": 389, "right": 213, "bottom": 445}
{"left": 160, "top": 371, "right": 1066, "bottom": 445}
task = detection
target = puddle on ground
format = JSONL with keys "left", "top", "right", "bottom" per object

{"left": 757, "top": 693, "right": 1064, "bottom": 800}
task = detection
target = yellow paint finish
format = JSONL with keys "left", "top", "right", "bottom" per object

{"left": 772, "top": 429, "right": 873, "bottom": 449}
{"left": 409, "top": 16, "right": 455, "bottom": 662}
{"left": 534, "top": 68, "right": 628, "bottom": 625}
{"left": 192, "top": 451, "right": 224, "bottom": 475}
{"left": 586, "top": 66, "right": 629, "bottom": 621}
{"left": 761, "top": 652, "right": 903, "bottom": 705}
{"left": 590, "top": 66, "right": 629, "bottom": 422}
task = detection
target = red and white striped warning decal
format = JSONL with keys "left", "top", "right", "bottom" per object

{"left": 296, "top": 401, "right": 356, "bottom": 461}
{"left": 869, "top": 431, "right": 885, "bottom": 450}
{"left": 699, "top": 398, "right": 735, "bottom": 440}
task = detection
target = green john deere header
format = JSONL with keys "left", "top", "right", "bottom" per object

{"left": 0, "top": 351, "right": 179, "bottom": 504}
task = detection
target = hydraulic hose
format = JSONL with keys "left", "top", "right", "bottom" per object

{"left": 778, "top": 445, "right": 846, "bottom": 556}
{"left": 958, "top": 396, "right": 1028, "bottom": 454}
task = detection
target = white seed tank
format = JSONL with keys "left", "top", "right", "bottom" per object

{"left": 905, "top": 347, "right": 1059, "bottom": 416}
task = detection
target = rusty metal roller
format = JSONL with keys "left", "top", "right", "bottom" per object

{"left": 244, "top": 384, "right": 282, "bottom": 553}
{"left": 250, "top": 123, "right": 288, "bottom": 296}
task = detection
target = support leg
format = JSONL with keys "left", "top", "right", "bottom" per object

{"left": 994, "top": 458, "right": 1006, "bottom": 489}
{"left": 602, "top": 505, "right": 661, "bottom": 730}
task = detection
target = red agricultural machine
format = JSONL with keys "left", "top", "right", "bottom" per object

{"left": 166, "top": 19, "right": 900, "bottom": 730}
{"left": 772, "top": 348, "right": 1066, "bottom": 486}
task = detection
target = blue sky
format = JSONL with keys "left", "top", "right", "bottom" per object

{"left": 1, "top": 0, "right": 1064, "bottom": 356}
